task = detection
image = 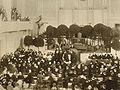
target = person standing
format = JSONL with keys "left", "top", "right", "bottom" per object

{"left": 32, "top": 15, "right": 47, "bottom": 37}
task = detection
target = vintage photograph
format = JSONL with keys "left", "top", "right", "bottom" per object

{"left": 0, "top": 0, "right": 120, "bottom": 90}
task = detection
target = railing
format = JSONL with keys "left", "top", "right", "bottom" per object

{"left": 0, "top": 21, "right": 33, "bottom": 33}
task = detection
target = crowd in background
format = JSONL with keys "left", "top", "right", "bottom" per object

{"left": 11, "top": 8, "right": 30, "bottom": 21}
{"left": 0, "top": 48, "right": 120, "bottom": 90}
{"left": 0, "top": 8, "right": 7, "bottom": 21}
{"left": 0, "top": 7, "right": 30, "bottom": 21}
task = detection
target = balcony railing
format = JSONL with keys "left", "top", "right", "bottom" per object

{"left": 0, "top": 21, "right": 33, "bottom": 33}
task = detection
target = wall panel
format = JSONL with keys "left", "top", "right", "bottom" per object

{"left": 94, "top": 10, "right": 103, "bottom": 25}
{"left": 25, "top": 0, "right": 37, "bottom": 17}
{"left": 79, "top": 0, "right": 88, "bottom": 10}
{"left": 79, "top": 10, "right": 88, "bottom": 25}
{"left": 94, "top": 0, "right": 102, "bottom": 10}
{"left": 73, "top": 10, "right": 79, "bottom": 24}
{"left": 60, "top": 0, "right": 73, "bottom": 9}
{"left": 9, "top": 0, "right": 110, "bottom": 26}
{"left": 59, "top": 10, "right": 72, "bottom": 26}
{"left": 36, "top": 0, "right": 43, "bottom": 16}
{"left": 43, "top": 0, "right": 58, "bottom": 26}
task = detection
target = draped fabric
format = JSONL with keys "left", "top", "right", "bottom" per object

{"left": 32, "top": 22, "right": 48, "bottom": 36}
{"left": 39, "top": 23, "right": 49, "bottom": 35}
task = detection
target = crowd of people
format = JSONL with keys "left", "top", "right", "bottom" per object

{"left": 11, "top": 8, "right": 30, "bottom": 21}
{"left": 0, "top": 8, "right": 7, "bottom": 21}
{"left": 0, "top": 7, "right": 30, "bottom": 21}
{"left": 0, "top": 48, "right": 120, "bottom": 90}
{"left": 88, "top": 53, "right": 114, "bottom": 60}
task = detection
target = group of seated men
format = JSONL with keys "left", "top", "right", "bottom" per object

{"left": 88, "top": 53, "right": 114, "bottom": 60}
{"left": 0, "top": 48, "right": 120, "bottom": 90}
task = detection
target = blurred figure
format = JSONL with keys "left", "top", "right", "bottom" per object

{"left": 0, "top": 81, "right": 5, "bottom": 90}
{"left": 7, "top": 81, "right": 13, "bottom": 90}
{"left": 13, "top": 83, "right": 20, "bottom": 90}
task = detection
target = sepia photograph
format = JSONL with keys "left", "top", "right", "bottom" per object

{"left": 0, "top": 0, "right": 120, "bottom": 90}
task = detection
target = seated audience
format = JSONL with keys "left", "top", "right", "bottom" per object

{"left": 0, "top": 47, "right": 119, "bottom": 90}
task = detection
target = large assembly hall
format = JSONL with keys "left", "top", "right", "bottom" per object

{"left": 0, "top": 0, "right": 120, "bottom": 90}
